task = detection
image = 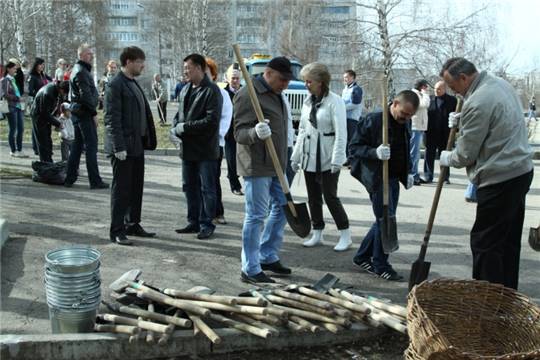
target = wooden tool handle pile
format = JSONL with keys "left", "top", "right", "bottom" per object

{"left": 94, "top": 282, "right": 407, "bottom": 345}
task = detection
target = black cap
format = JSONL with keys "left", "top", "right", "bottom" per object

{"left": 267, "top": 56, "right": 293, "bottom": 80}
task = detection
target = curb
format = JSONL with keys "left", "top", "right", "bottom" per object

{"left": 2, "top": 141, "right": 540, "bottom": 159}
{"left": 0, "top": 324, "right": 386, "bottom": 360}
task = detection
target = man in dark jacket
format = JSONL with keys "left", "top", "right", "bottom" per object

{"left": 423, "top": 80, "right": 457, "bottom": 183}
{"left": 31, "top": 81, "right": 69, "bottom": 162}
{"left": 171, "top": 53, "right": 222, "bottom": 240}
{"left": 234, "top": 57, "right": 293, "bottom": 284}
{"left": 350, "top": 90, "right": 419, "bottom": 281}
{"left": 103, "top": 46, "right": 157, "bottom": 246}
{"left": 224, "top": 65, "right": 243, "bottom": 195}
{"left": 64, "top": 44, "right": 108, "bottom": 189}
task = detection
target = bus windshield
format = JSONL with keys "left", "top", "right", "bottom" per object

{"left": 250, "top": 63, "right": 302, "bottom": 81}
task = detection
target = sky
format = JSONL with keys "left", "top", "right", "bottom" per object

{"left": 459, "top": 0, "right": 540, "bottom": 74}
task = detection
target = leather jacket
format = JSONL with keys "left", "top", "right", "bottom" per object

{"left": 31, "top": 83, "right": 62, "bottom": 127}
{"left": 69, "top": 60, "right": 98, "bottom": 121}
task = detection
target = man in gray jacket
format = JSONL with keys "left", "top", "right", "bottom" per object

{"left": 234, "top": 57, "right": 293, "bottom": 283}
{"left": 439, "top": 57, "right": 534, "bottom": 290}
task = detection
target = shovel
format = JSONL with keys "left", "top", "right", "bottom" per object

{"left": 232, "top": 44, "right": 311, "bottom": 238}
{"left": 380, "top": 78, "right": 398, "bottom": 254}
{"left": 529, "top": 222, "right": 540, "bottom": 251}
{"left": 408, "top": 98, "right": 463, "bottom": 290}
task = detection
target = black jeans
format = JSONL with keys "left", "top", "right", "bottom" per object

{"left": 224, "top": 136, "right": 242, "bottom": 192}
{"left": 32, "top": 118, "right": 53, "bottom": 163}
{"left": 424, "top": 128, "right": 450, "bottom": 182}
{"left": 158, "top": 101, "right": 167, "bottom": 123}
{"left": 471, "top": 170, "right": 533, "bottom": 290}
{"left": 110, "top": 154, "right": 145, "bottom": 236}
{"left": 65, "top": 118, "right": 103, "bottom": 186}
{"left": 304, "top": 170, "right": 349, "bottom": 230}
{"left": 182, "top": 159, "right": 218, "bottom": 231}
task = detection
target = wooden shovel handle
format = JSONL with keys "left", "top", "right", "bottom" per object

{"left": 208, "top": 313, "right": 272, "bottom": 339}
{"left": 163, "top": 288, "right": 237, "bottom": 306}
{"left": 297, "top": 286, "right": 370, "bottom": 314}
{"left": 100, "top": 313, "right": 171, "bottom": 334}
{"left": 187, "top": 312, "right": 222, "bottom": 344}
{"left": 184, "top": 299, "right": 268, "bottom": 316}
{"left": 94, "top": 323, "right": 139, "bottom": 335}
{"left": 265, "top": 294, "right": 335, "bottom": 318}
{"left": 273, "top": 289, "right": 333, "bottom": 310}
{"left": 382, "top": 77, "right": 389, "bottom": 206}
{"left": 117, "top": 304, "right": 191, "bottom": 328}
{"left": 232, "top": 44, "right": 296, "bottom": 217}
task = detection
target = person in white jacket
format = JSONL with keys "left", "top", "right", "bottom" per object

{"left": 409, "top": 79, "right": 430, "bottom": 185}
{"left": 290, "top": 62, "right": 351, "bottom": 251}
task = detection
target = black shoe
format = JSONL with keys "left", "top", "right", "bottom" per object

{"left": 90, "top": 182, "right": 109, "bottom": 190}
{"left": 110, "top": 234, "right": 133, "bottom": 246}
{"left": 175, "top": 225, "right": 200, "bottom": 234}
{"left": 261, "top": 260, "right": 291, "bottom": 275}
{"left": 418, "top": 178, "right": 429, "bottom": 184}
{"left": 64, "top": 181, "right": 74, "bottom": 188}
{"left": 352, "top": 258, "right": 375, "bottom": 274}
{"left": 444, "top": 179, "right": 451, "bottom": 185}
{"left": 376, "top": 269, "right": 403, "bottom": 281}
{"left": 232, "top": 189, "right": 244, "bottom": 196}
{"left": 413, "top": 179, "right": 421, "bottom": 186}
{"left": 241, "top": 271, "right": 275, "bottom": 284}
{"left": 125, "top": 224, "right": 155, "bottom": 237}
{"left": 197, "top": 227, "right": 214, "bottom": 240}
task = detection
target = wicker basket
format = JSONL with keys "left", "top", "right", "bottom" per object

{"left": 406, "top": 279, "right": 540, "bottom": 359}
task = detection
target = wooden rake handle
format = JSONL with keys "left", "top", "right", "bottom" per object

{"left": 232, "top": 44, "right": 297, "bottom": 218}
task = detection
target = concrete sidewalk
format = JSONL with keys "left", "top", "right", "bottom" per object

{"left": 0, "top": 142, "right": 538, "bottom": 359}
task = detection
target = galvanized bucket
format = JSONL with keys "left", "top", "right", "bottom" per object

{"left": 44, "top": 246, "right": 102, "bottom": 333}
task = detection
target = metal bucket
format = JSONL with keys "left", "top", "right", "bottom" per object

{"left": 44, "top": 246, "right": 102, "bottom": 333}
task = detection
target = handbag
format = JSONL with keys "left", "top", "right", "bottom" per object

{"left": 0, "top": 98, "right": 8, "bottom": 113}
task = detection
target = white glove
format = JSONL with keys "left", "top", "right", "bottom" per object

{"left": 375, "top": 144, "right": 391, "bottom": 160}
{"left": 331, "top": 164, "right": 341, "bottom": 174}
{"left": 448, "top": 112, "right": 461, "bottom": 128}
{"left": 255, "top": 119, "right": 272, "bottom": 140}
{"left": 290, "top": 161, "right": 300, "bottom": 173}
{"left": 174, "top": 123, "right": 185, "bottom": 136}
{"left": 169, "top": 129, "right": 182, "bottom": 149}
{"left": 406, "top": 174, "right": 414, "bottom": 189}
{"left": 439, "top": 150, "right": 453, "bottom": 167}
{"left": 115, "top": 150, "right": 127, "bottom": 161}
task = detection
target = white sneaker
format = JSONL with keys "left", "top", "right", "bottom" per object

{"left": 16, "top": 151, "right": 29, "bottom": 158}
{"left": 334, "top": 228, "right": 352, "bottom": 252}
{"left": 10, "top": 151, "right": 16, "bottom": 157}
{"left": 303, "top": 230, "right": 323, "bottom": 247}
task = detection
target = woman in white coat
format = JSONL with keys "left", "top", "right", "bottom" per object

{"left": 290, "top": 62, "right": 351, "bottom": 251}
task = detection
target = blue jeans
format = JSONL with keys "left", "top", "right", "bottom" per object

{"left": 409, "top": 130, "right": 424, "bottom": 180}
{"left": 353, "top": 178, "right": 400, "bottom": 273}
{"left": 241, "top": 176, "right": 287, "bottom": 276}
{"left": 65, "top": 119, "right": 103, "bottom": 186}
{"left": 6, "top": 107, "right": 24, "bottom": 153}
{"left": 182, "top": 159, "right": 218, "bottom": 231}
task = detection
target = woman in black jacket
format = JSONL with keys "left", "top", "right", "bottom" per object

{"left": 27, "top": 57, "right": 52, "bottom": 155}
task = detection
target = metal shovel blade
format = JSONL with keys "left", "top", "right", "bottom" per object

{"left": 283, "top": 201, "right": 311, "bottom": 238}
{"left": 312, "top": 273, "right": 340, "bottom": 293}
{"left": 408, "top": 259, "right": 431, "bottom": 291}
{"left": 380, "top": 214, "right": 399, "bottom": 254}
{"left": 529, "top": 225, "right": 540, "bottom": 251}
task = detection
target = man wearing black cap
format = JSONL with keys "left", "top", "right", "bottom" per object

{"left": 234, "top": 56, "right": 293, "bottom": 283}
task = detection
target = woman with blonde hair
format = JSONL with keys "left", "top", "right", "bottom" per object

{"left": 290, "top": 62, "right": 351, "bottom": 251}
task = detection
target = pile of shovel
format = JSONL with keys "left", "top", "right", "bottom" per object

{"left": 95, "top": 270, "right": 407, "bottom": 345}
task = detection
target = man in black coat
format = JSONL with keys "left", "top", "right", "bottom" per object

{"left": 64, "top": 44, "right": 108, "bottom": 189}
{"left": 31, "top": 81, "right": 69, "bottom": 162}
{"left": 103, "top": 46, "right": 157, "bottom": 246}
{"left": 423, "top": 81, "right": 457, "bottom": 183}
{"left": 170, "top": 53, "right": 222, "bottom": 240}
{"left": 350, "top": 90, "right": 419, "bottom": 281}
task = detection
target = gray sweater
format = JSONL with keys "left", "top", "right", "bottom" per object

{"left": 448, "top": 71, "right": 533, "bottom": 188}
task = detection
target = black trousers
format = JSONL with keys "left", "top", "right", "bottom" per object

{"left": 110, "top": 154, "right": 145, "bottom": 236}
{"left": 224, "top": 136, "right": 242, "bottom": 192}
{"left": 304, "top": 170, "right": 349, "bottom": 230}
{"left": 158, "top": 101, "right": 167, "bottom": 123}
{"left": 424, "top": 127, "right": 450, "bottom": 182}
{"left": 32, "top": 118, "right": 53, "bottom": 163}
{"left": 215, "top": 147, "right": 224, "bottom": 217}
{"left": 471, "top": 170, "right": 533, "bottom": 289}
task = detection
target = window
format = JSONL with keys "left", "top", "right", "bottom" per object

{"left": 323, "top": 6, "right": 350, "bottom": 14}
{"left": 110, "top": 1, "right": 130, "bottom": 10}
{"left": 237, "top": 18, "right": 259, "bottom": 27}
{"left": 108, "top": 17, "right": 137, "bottom": 26}
{"left": 106, "top": 32, "right": 139, "bottom": 42}
{"left": 238, "top": 34, "right": 259, "bottom": 43}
